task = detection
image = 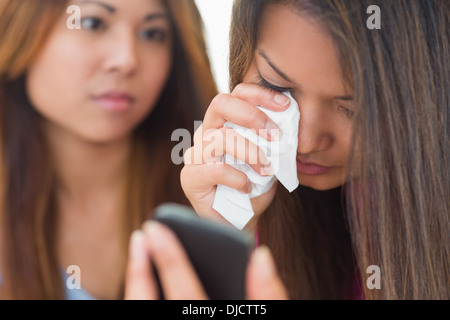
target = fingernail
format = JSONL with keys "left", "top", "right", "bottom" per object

{"left": 130, "top": 230, "right": 146, "bottom": 259}
{"left": 143, "top": 221, "right": 163, "bottom": 251}
{"left": 260, "top": 164, "right": 274, "bottom": 176}
{"left": 265, "top": 121, "right": 281, "bottom": 141}
{"left": 274, "top": 94, "right": 291, "bottom": 107}
{"left": 252, "top": 246, "right": 276, "bottom": 281}
{"left": 258, "top": 148, "right": 270, "bottom": 166}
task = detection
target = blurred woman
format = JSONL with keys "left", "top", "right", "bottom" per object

{"left": 0, "top": 0, "right": 216, "bottom": 299}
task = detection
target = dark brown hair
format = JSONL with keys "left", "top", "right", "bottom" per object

{"left": 0, "top": 0, "right": 217, "bottom": 299}
{"left": 230, "top": 0, "right": 449, "bottom": 299}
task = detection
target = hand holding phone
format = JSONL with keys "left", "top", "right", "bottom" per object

{"left": 125, "top": 204, "right": 288, "bottom": 300}
{"left": 152, "top": 203, "right": 254, "bottom": 300}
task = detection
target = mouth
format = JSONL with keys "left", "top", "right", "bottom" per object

{"left": 93, "top": 91, "right": 135, "bottom": 112}
{"left": 296, "top": 158, "right": 334, "bottom": 176}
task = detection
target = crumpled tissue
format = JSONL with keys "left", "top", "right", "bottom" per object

{"left": 212, "top": 92, "right": 300, "bottom": 230}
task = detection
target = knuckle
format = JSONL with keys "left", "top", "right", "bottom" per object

{"left": 235, "top": 175, "right": 248, "bottom": 190}
{"left": 211, "top": 93, "right": 231, "bottom": 108}
{"left": 231, "top": 83, "right": 248, "bottom": 95}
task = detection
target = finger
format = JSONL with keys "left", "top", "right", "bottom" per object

{"left": 203, "top": 93, "right": 281, "bottom": 142}
{"left": 143, "top": 221, "right": 208, "bottom": 300}
{"left": 246, "top": 246, "right": 289, "bottom": 300}
{"left": 184, "top": 135, "right": 223, "bottom": 166}
{"left": 124, "top": 230, "right": 159, "bottom": 300}
{"left": 203, "top": 128, "right": 273, "bottom": 175}
{"left": 231, "top": 83, "right": 291, "bottom": 111}
{"left": 193, "top": 123, "right": 204, "bottom": 146}
{"left": 181, "top": 162, "right": 252, "bottom": 195}
{"left": 190, "top": 127, "right": 273, "bottom": 175}
{"left": 183, "top": 144, "right": 207, "bottom": 166}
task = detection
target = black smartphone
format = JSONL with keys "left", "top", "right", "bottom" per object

{"left": 152, "top": 203, "right": 254, "bottom": 300}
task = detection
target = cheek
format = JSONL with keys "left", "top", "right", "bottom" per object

{"left": 26, "top": 38, "right": 92, "bottom": 119}
{"left": 328, "top": 127, "right": 352, "bottom": 169}
{"left": 338, "top": 123, "right": 353, "bottom": 163}
{"left": 138, "top": 52, "right": 172, "bottom": 107}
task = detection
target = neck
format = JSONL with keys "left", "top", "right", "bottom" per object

{"left": 44, "top": 122, "right": 132, "bottom": 212}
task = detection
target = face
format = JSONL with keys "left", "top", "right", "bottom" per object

{"left": 243, "top": 3, "right": 354, "bottom": 191}
{"left": 26, "top": 0, "right": 172, "bottom": 144}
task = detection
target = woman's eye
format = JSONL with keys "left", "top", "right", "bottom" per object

{"left": 140, "top": 28, "right": 167, "bottom": 42}
{"left": 81, "top": 17, "right": 105, "bottom": 31}
{"left": 338, "top": 106, "right": 355, "bottom": 118}
{"left": 256, "top": 74, "right": 292, "bottom": 93}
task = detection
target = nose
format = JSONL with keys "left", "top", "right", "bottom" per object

{"left": 103, "top": 29, "right": 138, "bottom": 76}
{"left": 297, "top": 101, "right": 333, "bottom": 155}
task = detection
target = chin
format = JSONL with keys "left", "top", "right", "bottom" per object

{"left": 298, "top": 175, "right": 344, "bottom": 191}
{"left": 76, "top": 127, "right": 134, "bottom": 146}
{"left": 299, "top": 183, "right": 337, "bottom": 191}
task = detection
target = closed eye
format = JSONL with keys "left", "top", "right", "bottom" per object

{"left": 338, "top": 106, "right": 355, "bottom": 118}
{"left": 256, "top": 73, "right": 293, "bottom": 93}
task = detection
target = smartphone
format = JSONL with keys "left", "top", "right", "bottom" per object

{"left": 152, "top": 203, "right": 254, "bottom": 300}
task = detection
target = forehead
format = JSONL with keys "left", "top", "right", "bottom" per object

{"left": 71, "top": 0, "right": 167, "bottom": 14}
{"left": 257, "top": 3, "right": 348, "bottom": 98}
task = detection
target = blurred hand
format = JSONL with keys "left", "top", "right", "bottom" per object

{"left": 180, "top": 84, "right": 291, "bottom": 231}
{"left": 124, "top": 221, "right": 288, "bottom": 300}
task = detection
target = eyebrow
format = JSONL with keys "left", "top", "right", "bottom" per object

{"left": 78, "top": 0, "right": 115, "bottom": 13}
{"left": 77, "top": 1, "right": 169, "bottom": 21}
{"left": 258, "top": 50, "right": 293, "bottom": 83}
{"left": 258, "top": 49, "right": 354, "bottom": 101}
{"left": 144, "top": 13, "right": 170, "bottom": 22}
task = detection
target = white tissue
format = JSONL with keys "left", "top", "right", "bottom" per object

{"left": 212, "top": 92, "right": 300, "bottom": 229}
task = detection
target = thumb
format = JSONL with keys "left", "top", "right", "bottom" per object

{"left": 246, "top": 246, "right": 289, "bottom": 300}
{"left": 124, "top": 230, "right": 158, "bottom": 300}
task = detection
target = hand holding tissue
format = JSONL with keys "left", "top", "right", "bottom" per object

{"left": 212, "top": 92, "right": 300, "bottom": 230}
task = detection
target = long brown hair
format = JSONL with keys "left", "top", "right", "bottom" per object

{"left": 230, "top": 0, "right": 449, "bottom": 299}
{"left": 0, "top": 0, "right": 217, "bottom": 299}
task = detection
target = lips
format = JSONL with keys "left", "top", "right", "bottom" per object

{"left": 93, "top": 92, "right": 135, "bottom": 112}
{"left": 296, "top": 158, "right": 333, "bottom": 176}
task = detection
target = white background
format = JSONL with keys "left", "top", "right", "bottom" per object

{"left": 195, "top": 0, "right": 234, "bottom": 93}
